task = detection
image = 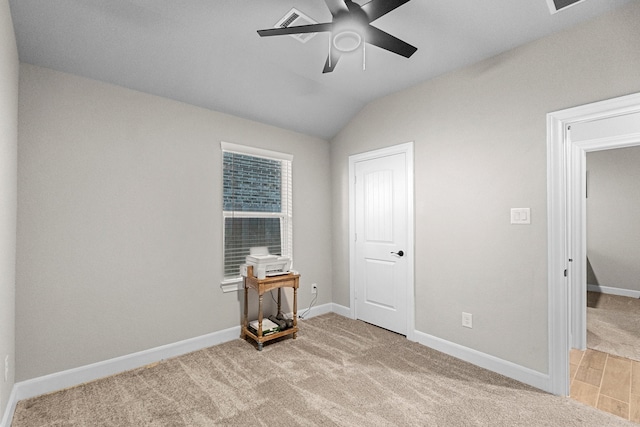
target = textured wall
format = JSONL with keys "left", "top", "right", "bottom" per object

{"left": 0, "top": 0, "right": 18, "bottom": 419}
{"left": 587, "top": 146, "right": 640, "bottom": 292}
{"left": 16, "top": 64, "right": 332, "bottom": 381}
{"left": 330, "top": 3, "right": 640, "bottom": 373}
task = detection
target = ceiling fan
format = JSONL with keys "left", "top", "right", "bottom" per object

{"left": 257, "top": 0, "right": 417, "bottom": 73}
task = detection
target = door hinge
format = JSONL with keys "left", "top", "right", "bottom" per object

{"left": 564, "top": 269, "right": 567, "bottom": 277}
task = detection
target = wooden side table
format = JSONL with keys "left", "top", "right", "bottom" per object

{"left": 241, "top": 266, "right": 299, "bottom": 351}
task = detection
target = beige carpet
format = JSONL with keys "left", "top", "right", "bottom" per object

{"left": 12, "top": 313, "right": 636, "bottom": 426}
{"left": 588, "top": 291, "right": 640, "bottom": 362}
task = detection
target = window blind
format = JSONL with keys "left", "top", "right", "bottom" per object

{"left": 221, "top": 145, "right": 292, "bottom": 280}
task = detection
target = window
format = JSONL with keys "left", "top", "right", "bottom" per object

{"left": 221, "top": 142, "right": 292, "bottom": 287}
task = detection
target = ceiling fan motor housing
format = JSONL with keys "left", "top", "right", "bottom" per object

{"left": 332, "top": 7, "right": 368, "bottom": 52}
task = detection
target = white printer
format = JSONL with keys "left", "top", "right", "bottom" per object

{"left": 240, "top": 247, "right": 291, "bottom": 279}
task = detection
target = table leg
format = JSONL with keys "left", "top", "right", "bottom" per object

{"left": 258, "top": 294, "right": 263, "bottom": 338}
{"left": 258, "top": 293, "right": 264, "bottom": 351}
{"left": 277, "top": 287, "right": 282, "bottom": 316}
{"left": 241, "top": 279, "right": 248, "bottom": 339}
{"left": 293, "top": 286, "right": 298, "bottom": 339}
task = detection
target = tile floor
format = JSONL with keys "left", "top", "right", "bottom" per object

{"left": 570, "top": 348, "right": 640, "bottom": 423}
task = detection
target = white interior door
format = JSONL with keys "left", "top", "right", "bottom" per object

{"left": 353, "top": 151, "right": 409, "bottom": 335}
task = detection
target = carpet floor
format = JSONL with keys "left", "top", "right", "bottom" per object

{"left": 11, "top": 313, "right": 637, "bottom": 426}
{"left": 588, "top": 291, "right": 640, "bottom": 362}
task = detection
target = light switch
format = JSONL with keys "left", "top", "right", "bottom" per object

{"left": 511, "top": 208, "right": 530, "bottom": 225}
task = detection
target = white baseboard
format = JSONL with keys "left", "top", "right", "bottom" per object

{"left": 587, "top": 284, "right": 640, "bottom": 299}
{"left": 413, "top": 330, "right": 551, "bottom": 393}
{"left": 1, "top": 302, "right": 335, "bottom": 427}
{"left": 305, "top": 305, "right": 551, "bottom": 393}
{"left": 297, "top": 302, "right": 350, "bottom": 320}
{"left": 1, "top": 387, "right": 18, "bottom": 427}
{"left": 330, "top": 303, "right": 351, "bottom": 318}
{"left": 2, "top": 305, "right": 551, "bottom": 427}
{"left": 297, "top": 302, "right": 332, "bottom": 319}
{"left": 1, "top": 325, "right": 240, "bottom": 427}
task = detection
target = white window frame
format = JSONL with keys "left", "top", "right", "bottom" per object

{"left": 220, "top": 142, "right": 293, "bottom": 292}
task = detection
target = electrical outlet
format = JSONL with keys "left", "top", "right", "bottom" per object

{"left": 462, "top": 312, "right": 473, "bottom": 329}
{"left": 311, "top": 283, "right": 318, "bottom": 294}
{"left": 4, "top": 355, "right": 8, "bottom": 382}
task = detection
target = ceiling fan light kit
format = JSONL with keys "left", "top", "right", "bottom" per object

{"left": 333, "top": 30, "right": 362, "bottom": 52}
{"left": 257, "top": 0, "right": 417, "bottom": 73}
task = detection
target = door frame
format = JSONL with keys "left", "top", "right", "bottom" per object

{"left": 348, "top": 142, "right": 415, "bottom": 341}
{"left": 547, "top": 92, "right": 640, "bottom": 395}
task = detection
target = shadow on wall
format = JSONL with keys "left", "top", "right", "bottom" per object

{"left": 586, "top": 256, "right": 601, "bottom": 308}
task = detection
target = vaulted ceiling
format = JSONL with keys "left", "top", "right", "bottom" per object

{"left": 9, "top": 0, "right": 633, "bottom": 139}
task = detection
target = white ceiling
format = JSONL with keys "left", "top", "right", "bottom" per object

{"left": 9, "top": 0, "right": 634, "bottom": 140}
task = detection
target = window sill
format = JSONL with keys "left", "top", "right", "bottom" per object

{"left": 220, "top": 278, "right": 243, "bottom": 293}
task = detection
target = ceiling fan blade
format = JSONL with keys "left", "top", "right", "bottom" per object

{"left": 361, "top": 0, "right": 412, "bottom": 23}
{"left": 365, "top": 25, "right": 417, "bottom": 58}
{"left": 258, "top": 22, "right": 333, "bottom": 37}
{"left": 322, "top": 49, "right": 342, "bottom": 73}
{"left": 324, "top": 0, "right": 349, "bottom": 17}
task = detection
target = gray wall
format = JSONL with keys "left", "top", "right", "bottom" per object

{"left": 587, "top": 146, "right": 640, "bottom": 292}
{"left": 0, "top": 0, "right": 18, "bottom": 419}
{"left": 330, "top": 3, "right": 640, "bottom": 374}
{"left": 16, "top": 64, "right": 332, "bottom": 381}
{"left": 12, "top": 0, "right": 640, "bottom": 390}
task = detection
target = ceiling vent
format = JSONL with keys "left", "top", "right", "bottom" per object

{"left": 546, "top": 0, "right": 587, "bottom": 14}
{"left": 274, "top": 8, "right": 318, "bottom": 43}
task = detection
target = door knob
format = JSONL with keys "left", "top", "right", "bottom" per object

{"left": 391, "top": 250, "right": 404, "bottom": 257}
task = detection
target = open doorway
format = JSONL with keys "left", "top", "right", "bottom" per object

{"left": 547, "top": 92, "right": 640, "bottom": 396}
{"left": 585, "top": 146, "right": 640, "bottom": 361}
{"left": 561, "top": 113, "right": 640, "bottom": 422}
